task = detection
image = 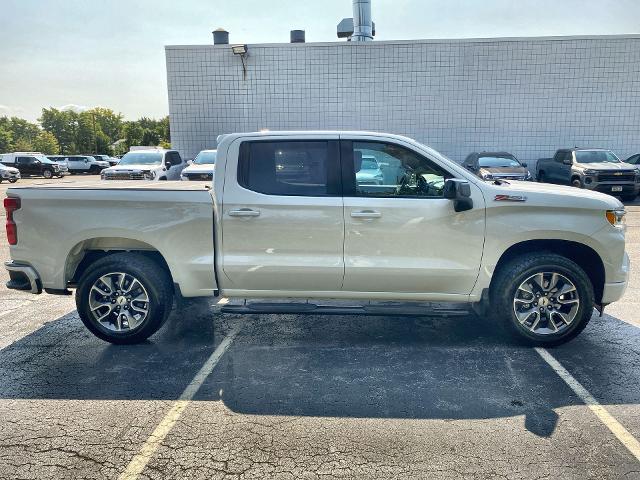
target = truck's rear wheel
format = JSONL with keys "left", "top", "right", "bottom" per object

{"left": 491, "top": 253, "right": 594, "bottom": 346}
{"left": 76, "top": 253, "right": 173, "bottom": 344}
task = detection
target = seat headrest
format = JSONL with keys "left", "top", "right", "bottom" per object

{"left": 354, "top": 150, "right": 363, "bottom": 172}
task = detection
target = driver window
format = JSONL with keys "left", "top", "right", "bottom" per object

{"left": 352, "top": 141, "right": 451, "bottom": 198}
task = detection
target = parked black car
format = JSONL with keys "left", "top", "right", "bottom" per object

{"left": 1, "top": 153, "right": 65, "bottom": 179}
{"left": 462, "top": 151, "right": 531, "bottom": 181}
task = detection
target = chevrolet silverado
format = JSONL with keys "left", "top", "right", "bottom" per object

{"left": 4, "top": 131, "right": 629, "bottom": 346}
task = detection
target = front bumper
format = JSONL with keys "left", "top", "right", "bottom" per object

{"left": 582, "top": 177, "right": 640, "bottom": 195}
{"left": 1, "top": 173, "right": 20, "bottom": 180}
{"left": 5, "top": 261, "right": 42, "bottom": 294}
{"left": 601, "top": 252, "right": 630, "bottom": 304}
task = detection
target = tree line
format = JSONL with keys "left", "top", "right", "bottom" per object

{"left": 0, "top": 107, "right": 170, "bottom": 156}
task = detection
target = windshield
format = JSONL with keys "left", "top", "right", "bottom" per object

{"left": 575, "top": 150, "right": 620, "bottom": 164}
{"left": 360, "top": 158, "right": 379, "bottom": 170}
{"left": 35, "top": 154, "right": 54, "bottom": 164}
{"left": 194, "top": 150, "right": 217, "bottom": 165}
{"left": 119, "top": 152, "right": 163, "bottom": 166}
{"left": 478, "top": 156, "right": 521, "bottom": 168}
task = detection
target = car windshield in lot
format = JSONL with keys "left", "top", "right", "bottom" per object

{"left": 35, "top": 155, "right": 55, "bottom": 164}
{"left": 360, "top": 158, "right": 379, "bottom": 170}
{"left": 118, "top": 152, "right": 163, "bottom": 165}
{"left": 194, "top": 150, "right": 217, "bottom": 165}
{"left": 478, "top": 156, "right": 521, "bottom": 168}
{"left": 576, "top": 150, "right": 620, "bottom": 164}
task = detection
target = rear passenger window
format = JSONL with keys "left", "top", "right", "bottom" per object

{"left": 238, "top": 141, "right": 339, "bottom": 196}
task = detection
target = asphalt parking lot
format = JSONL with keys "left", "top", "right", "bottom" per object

{"left": 0, "top": 176, "right": 639, "bottom": 479}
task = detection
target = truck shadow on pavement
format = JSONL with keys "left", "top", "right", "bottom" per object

{"left": 0, "top": 300, "right": 638, "bottom": 439}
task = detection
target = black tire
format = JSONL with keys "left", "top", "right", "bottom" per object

{"left": 42, "top": 169, "right": 53, "bottom": 179}
{"left": 571, "top": 177, "right": 582, "bottom": 188}
{"left": 537, "top": 171, "right": 545, "bottom": 183}
{"left": 491, "top": 252, "right": 594, "bottom": 346}
{"left": 8, "top": 179, "right": 17, "bottom": 183}
{"left": 621, "top": 194, "right": 637, "bottom": 202}
{"left": 76, "top": 253, "right": 174, "bottom": 344}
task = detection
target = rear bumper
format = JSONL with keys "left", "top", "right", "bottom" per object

{"left": 5, "top": 261, "right": 42, "bottom": 294}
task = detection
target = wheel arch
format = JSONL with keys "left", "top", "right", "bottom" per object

{"left": 65, "top": 237, "right": 173, "bottom": 288}
{"left": 491, "top": 239, "right": 605, "bottom": 304}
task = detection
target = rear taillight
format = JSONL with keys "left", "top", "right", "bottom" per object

{"left": 4, "top": 197, "right": 21, "bottom": 245}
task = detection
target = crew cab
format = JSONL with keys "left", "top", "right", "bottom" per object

{"left": 536, "top": 148, "right": 640, "bottom": 201}
{"left": 1, "top": 152, "right": 66, "bottom": 178}
{"left": 101, "top": 148, "right": 185, "bottom": 181}
{"left": 4, "top": 131, "right": 629, "bottom": 347}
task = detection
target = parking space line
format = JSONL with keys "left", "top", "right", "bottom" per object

{"left": 0, "top": 300, "right": 34, "bottom": 319}
{"left": 118, "top": 320, "right": 244, "bottom": 480}
{"left": 535, "top": 347, "right": 640, "bottom": 462}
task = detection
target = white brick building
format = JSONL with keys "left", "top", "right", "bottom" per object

{"left": 165, "top": 35, "right": 640, "bottom": 165}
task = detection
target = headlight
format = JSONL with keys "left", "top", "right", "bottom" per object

{"left": 583, "top": 169, "right": 597, "bottom": 175}
{"left": 606, "top": 208, "right": 626, "bottom": 228}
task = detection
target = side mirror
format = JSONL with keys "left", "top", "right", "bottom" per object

{"left": 443, "top": 179, "right": 473, "bottom": 212}
{"left": 187, "top": 160, "right": 193, "bottom": 166}
{"left": 521, "top": 162, "right": 528, "bottom": 168}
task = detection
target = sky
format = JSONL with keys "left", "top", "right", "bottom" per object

{"left": 1, "top": 0, "right": 639, "bottom": 122}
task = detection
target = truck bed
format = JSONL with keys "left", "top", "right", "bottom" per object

{"left": 6, "top": 181, "right": 216, "bottom": 297}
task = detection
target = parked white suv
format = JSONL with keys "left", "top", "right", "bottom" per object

{"left": 49, "top": 155, "right": 109, "bottom": 174}
{"left": 101, "top": 149, "right": 185, "bottom": 181}
{"left": 180, "top": 149, "right": 216, "bottom": 181}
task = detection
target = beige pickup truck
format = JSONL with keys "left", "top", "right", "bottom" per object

{"left": 4, "top": 131, "right": 629, "bottom": 346}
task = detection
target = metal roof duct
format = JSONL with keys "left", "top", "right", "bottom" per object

{"left": 351, "top": 0, "right": 373, "bottom": 42}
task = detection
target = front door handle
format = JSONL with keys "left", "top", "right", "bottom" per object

{"left": 350, "top": 210, "right": 382, "bottom": 219}
{"left": 229, "top": 208, "right": 261, "bottom": 217}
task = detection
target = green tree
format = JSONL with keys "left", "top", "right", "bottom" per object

{"left": 123, "top": 122, "right": 144, "bottom": 149}
{"left": 13, "top": 138, "right": 34, "bottom": 152}
{"left": 0, "top": 127, "right": 13, "bottom": 152}
{"left": 86, "top": 107, "right": 123, "bottom": 143}
{"left": 33, "top": 131, "right": 60, "bottom": 154}
{"left": 40, "top": 108, "right": 77, "bottom": 154}
{"left": 8, "top": 117, "right": 39, "bottom": 144}
{"left": 141, "top": 128, "right": 160, "bottom": 146}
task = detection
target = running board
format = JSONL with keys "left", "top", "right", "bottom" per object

{"left": 220, "top": 301, "right": 469, "bottom": 317}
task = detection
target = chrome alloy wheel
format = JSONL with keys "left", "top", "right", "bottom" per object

{"left": 513, "top": 272, "right": 580, "bottom": 335}
{"left": 88, "top": 272, "right": 150, "bottom": 332}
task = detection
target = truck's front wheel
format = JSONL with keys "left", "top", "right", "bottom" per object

{"left": 76, "top": 253, "right": 173, "bottom": 344}
{"left": 491, "top": 253, "right": 594, "bottom": 346}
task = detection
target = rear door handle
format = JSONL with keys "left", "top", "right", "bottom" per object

{"left": 228, "top": 208, "right": 261, "bottom": 217}
{"left": 350, "top": 210, "right": 382, "bottom": 219}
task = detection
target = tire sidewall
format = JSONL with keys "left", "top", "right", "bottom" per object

{"left": 43, "top": 170, "right": 53, "bottom": 179}
{"left": 76, "top": 259, "right": 170, "bottom": 344}
{"left": 501, "top": 259, "right": 594, "bottom": 345}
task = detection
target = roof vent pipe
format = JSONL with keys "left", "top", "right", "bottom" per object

{"left": 351, "top": 0, "right": 373, "bottom": 42}
{"left": 290, "top": 30, "right": 305, "bottom": 43}
{"left": 213, "top": 28, "right": 229, "bottom": 45}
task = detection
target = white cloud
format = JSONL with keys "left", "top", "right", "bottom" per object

{"left": 59, "top": 103, "right": 89, "bottom": 113}
{"left": 0, "top": 105, "right": 25, "bottom": 117}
